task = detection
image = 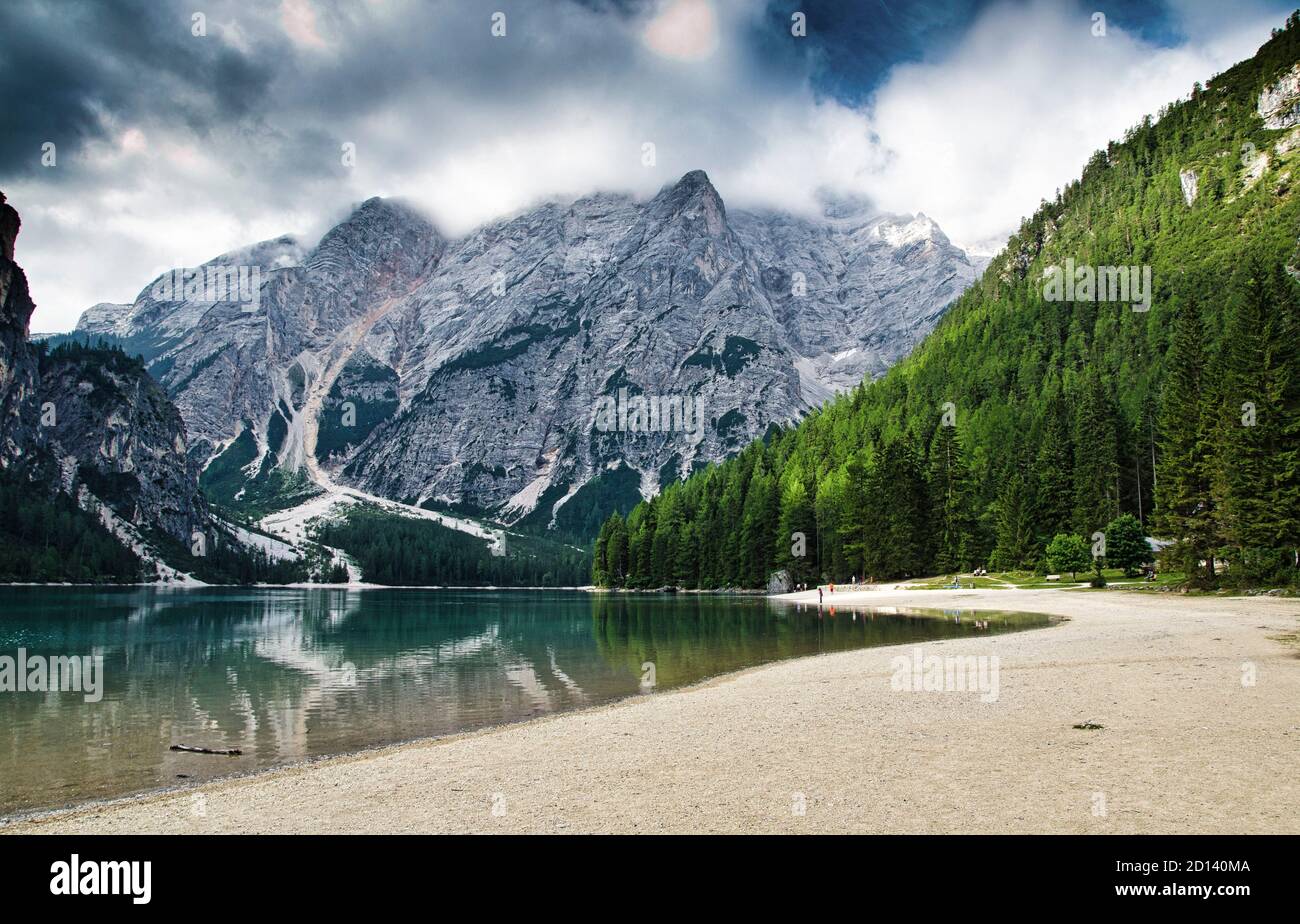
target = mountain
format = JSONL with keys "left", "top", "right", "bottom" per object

{"left": 0, "top": 192, "right": 38, "bottom": 467}
{"left": 594, "top": 13, "right": 1300, "bottom": 590}
{"left": 37, "top": 342, "right": 207, "bottom": 552}
{"left": 1, "top": 193, "right": 199, "bottom": 578}
{"left": 0, "top": 191, "right": 320, "bottom": 583}
{"left": 73, "top": 174, "right": 979, "bottom": 539}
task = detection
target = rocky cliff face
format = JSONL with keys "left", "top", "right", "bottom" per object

{"left": 76, "top": 172, "right": 981, "bottom": 531}
{"left": 0, "top": 191, "right": 40, "bottom": 467}
{"left": 38, "top": 345, "right": 207, "bottom": 545}
{"left": 1259, "top": 62, "right": 1300, "bottom": 129}
{"left": 0, "top": 190, "right": 208, "bottom": 552}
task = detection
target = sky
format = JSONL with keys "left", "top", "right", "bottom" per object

{"left": 0, "top": 0, "right": 1294, "bottom": 331}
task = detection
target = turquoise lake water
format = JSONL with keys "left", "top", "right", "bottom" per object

{"left": 0, "top": 587, "right": 1053, "bottom": 816}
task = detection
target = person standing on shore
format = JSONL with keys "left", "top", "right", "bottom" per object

{"left": 818, "top": 586, "right": 823, "bottom": 605}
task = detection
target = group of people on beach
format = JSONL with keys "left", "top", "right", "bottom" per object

{"left": 806, "top": 575, "right": 875, "bottom": 604}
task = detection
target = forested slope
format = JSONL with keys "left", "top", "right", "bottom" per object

{"left": 594, "top": 14, "right": 1300, "bottom": 589}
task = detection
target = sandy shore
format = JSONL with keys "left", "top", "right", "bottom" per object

{"left": 6, "top": 586, "right": 1300, "bottom": 834}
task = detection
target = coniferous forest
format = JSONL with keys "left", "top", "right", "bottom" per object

{"left": 313, "top": 507, "right": 590, "bottom": 586}
{"left": 0, "top": 470, "right": 144, "bottom": 582}
{"left": 594, "top": 15, "right": 1300, "bottom": 591}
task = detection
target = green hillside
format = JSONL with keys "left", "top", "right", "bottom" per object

{"left": 594, "top": 13, "right": 1300, "bottom": 591}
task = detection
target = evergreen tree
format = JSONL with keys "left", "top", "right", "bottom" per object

{"left": 606, "top": 513, "right": 629, "bottom": 586}
{"left": 1072, "top": 370, "right": 1120, "bottom": 536}
{"left": 775, "top": 470, "right": 817, "bottom": 586}
{"left": 739, "top": 462, "right": 777, "bottom": 586}
{"left": 838, "top": 452, "right": 876, "bottom": 579}
{"left": 1215, "top": 258, "right": 1300, "bottom": 580}
{"left": 989, "top": 472, "right": 1037, "bottom": 571}
{"left": 592, "top": 518, "right": 611, "bottom": 586}
{"left": 862, "top": 439, "right": 930, "bottom": 578}
{"left": 815, "top": 468, "right": 849, "bottom": 582}
{"left": 1155, "top": 298, "right": 1219, "bottom": 584}
{"left": 1270, "top": 264, "right": 1300, "bottom": 565}
{"left": 929, "top": 424, "right": 974, "bottom": 572}
{"left": 1035, "top": 392, "right": 1075, "bottom": 540}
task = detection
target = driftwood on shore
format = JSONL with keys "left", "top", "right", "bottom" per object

{"left": 169, "top": 744, "right": 243, "bottom": 756}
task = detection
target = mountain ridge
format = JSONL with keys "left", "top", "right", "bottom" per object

{"left": 72, "top": 170, "right": 981, "bottom": 539}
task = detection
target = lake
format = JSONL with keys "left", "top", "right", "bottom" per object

{"left": 0, "top": 587, "right": 1054, "bottom": 817}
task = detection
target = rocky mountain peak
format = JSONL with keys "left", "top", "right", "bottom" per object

{"left": 871, "top": 212, "right": 948, "bottom": 247}
{"left": 75, "top": 302, "right": 133, "bottom": 337}
{"left": 65, "top": 173, "right": 983, "bottom": 537}
{"left": 648, "top": 169, "right": 727, "bottom": 229}
{"left": 338, "top": 196, "right": 436, "bottom": 235}
{"left": 818, "top": 190, "right": 876, "bottom": 224}
{"left": 306, "top": 196, "right": 444, "bottom": 294}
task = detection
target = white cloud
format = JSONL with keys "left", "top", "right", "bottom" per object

{"left": 857, "top": 0, "right": 1286, "bottom": 252}
{"left": 8, "top": 0, "right": 1290, "bottom": 331}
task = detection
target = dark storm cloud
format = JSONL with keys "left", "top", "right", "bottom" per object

{"left": 0, "top": 0, "right": 284, "bottom": 179}
{"left": 752, "top": 0, "right": 1191, "bottom": 105}
{"left": 0, "top": 0, "right": 1275, "bottom": 181}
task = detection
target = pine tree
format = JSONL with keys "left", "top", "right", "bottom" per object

{"left": 1155, "top": 298, "right": 1218, "bottom": 584}
{"left": 989, "top": 471, "right": 1037, "bottom": 571}
{"left": 929, "top": 424, "right": 974, "bottom": 572}
{"left": 1072, "top": 370, "right": 1120, "bottom": 536}
{"left": 775, "top": 469, "right": 817, "bottom": 586}
{"left": 606, "top": 513, "right": 629, "bottom": 586}
{"left": 815, "top": 468, "right": 848, "bottom": 582}
{"left": 1035, "top": 393, "right": 1074, "bottom": 540}
{"left": 1216, "top": 257, "right": 1281, "bottom": 563}
{"left": 1270, "top": 264, "right": 1300, "bottom": 564}
{"left": 592, "top": 518, "right": 611, "bottom": 586}
{"left": 856, "top": 439, "right": 930, "bottom": 578}
{"left": 739, "top": 462, "right": 777, "bottom": 587}
{"left": 716, "top": 469, "right": 744, "bottom": 585}
{"left": 838, "top": 452, "right": 874, "bottom": 579}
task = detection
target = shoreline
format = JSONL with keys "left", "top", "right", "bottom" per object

{"left": 6, "top": 586, "right": 1300, "bottom": 834}
{"left": 0, "top": 594, "right": 1005, "bottom": 825}
{"left": 2, "top": 633, "right": 881, "bottom": 828}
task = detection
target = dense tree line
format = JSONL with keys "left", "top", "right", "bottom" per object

{"left": 594, "top": 16, "right": 1300, "bottom": 590}
{"left": 1155, "top": 262, "right": 1300, "bottom": 585}
{"left": 141, "top": 526, "right": 315, "bottom": 585}
{"left": 314, "top": 508, "right": 590, "bottom": 586}
{"left": 0, "top": 472, "right": 144, "bottom": 582}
